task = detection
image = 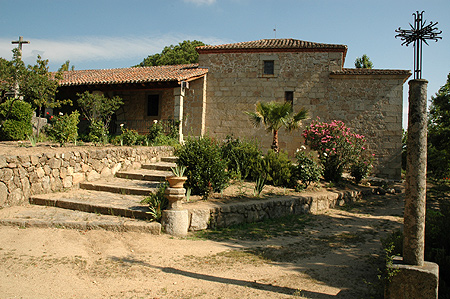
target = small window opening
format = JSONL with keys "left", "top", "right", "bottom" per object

{"left": 285, "top": 91, "right": 294, "bottom": 107}
{"left": 147, "top": 94, "right": 159, "bottom": 116}
{"left": 263, "top": 60, "right": 274, "bottom": 75}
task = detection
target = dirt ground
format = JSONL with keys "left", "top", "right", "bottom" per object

{"left": 0, "top": 192, "right": 404, "bottom": 299}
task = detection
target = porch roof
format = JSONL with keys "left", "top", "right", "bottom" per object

{"left": 58, "top": 64, "right": 208, "bottom": 87}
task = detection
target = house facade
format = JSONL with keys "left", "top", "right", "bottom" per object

{"left": 58, "top": 38, "right": 411, "bottom": 180}
{"left": 57, "top": 64, "right": 208, "bottom": 138}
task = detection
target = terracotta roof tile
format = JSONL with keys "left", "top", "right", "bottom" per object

{"left": 197, "top": 38, "right": 347, "bottom": 53}
{"left": 331, "top": 68, "right": 411, "bottom": 76}
{"left": 58, "top": 64, "right": 208, "bottom": 87}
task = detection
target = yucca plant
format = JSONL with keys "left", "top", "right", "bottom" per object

{"left": 171, "top": 165, "right": 186, "bottom": 177}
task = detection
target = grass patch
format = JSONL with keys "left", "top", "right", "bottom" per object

{"left": 185, "top": 250, "right": 267, "bottom": 267}
{"left": 193, "top": 214, "right": 313, "bottom": 241}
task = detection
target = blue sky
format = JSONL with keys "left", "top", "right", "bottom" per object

{"left": 1, "top": 0, "right": 449, "bottom": 128}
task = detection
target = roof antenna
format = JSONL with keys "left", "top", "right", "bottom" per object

{"left": 273, "top": 25, "right": 277, "bottom": 38}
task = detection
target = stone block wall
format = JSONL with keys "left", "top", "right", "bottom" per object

{"left": 198, "top": 51, "right": 342, "bottom": 153}
{"left": 114, "top": 89, "right": 175, "bottom": 134}
{"left": 328, "top": 76, "right": 405, "bottom": 179}
{"left": 196, "top": 50, "right": 407, "bottom": 179}
{"left": 182, "top": 76, "right": 207, "bottom": 137}
{"left": 187, "top": 188, "right": 366, "bottom": 231}
{"left": 0, "top": 146, "right": 173, "bottom": 208}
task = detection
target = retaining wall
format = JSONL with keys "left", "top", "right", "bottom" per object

{"left": 187, "top": 188, "right": 372, "bottom": 231}
{"left": 0, "top": 146, "right": 173, "bottom": 208}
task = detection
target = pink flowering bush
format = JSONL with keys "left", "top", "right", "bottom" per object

{"left": 302, "top": 119, "right": 373, "bottom": 182}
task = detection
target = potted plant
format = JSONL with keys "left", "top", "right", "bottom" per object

{"left": 167, "top": 165, "right": 187, "bottom": 188}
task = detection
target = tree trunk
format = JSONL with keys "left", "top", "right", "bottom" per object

{"left": 271, "top": 130, "right": 279, "bottom": 153}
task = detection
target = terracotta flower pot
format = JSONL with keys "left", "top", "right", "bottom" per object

{"left": 167, "top": 176, "right": 187, "bottom": 188}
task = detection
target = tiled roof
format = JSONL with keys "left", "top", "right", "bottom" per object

{"left": 331, "top": 68, "right": 411, "bottom": 76}
{"left": 197, "top": 38, "right": 347, "bottom": 53}
{"left": 58, "top": 64, "right": 208, "bottom": 87}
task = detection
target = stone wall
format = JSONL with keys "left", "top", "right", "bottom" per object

{"left": 182, "top": 76, "right": 207, "bottom": 137}
{"left": 113, "top": 89, "right": 174, "bottom": 134}
{"left": 0, "top": 146, "right": 173, "bottom": 208}
{"left": 196, "top": 51, "right": 408, "bottom": 179}
{"left": 187, "top": 188, "right": 368, "bottom": 231}
{"left": 328, "top": 75, "right": 405, "bottom": 179}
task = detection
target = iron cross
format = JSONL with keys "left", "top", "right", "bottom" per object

{"left": 395, "top": 11, "right": 442, "bottom": 79}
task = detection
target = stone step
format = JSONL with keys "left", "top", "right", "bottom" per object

{"left": 0, "top": 205, "right": 161, "bottom": 234}
{"left": 115, "top": 169, "right": 172, "bottom": 181}
{"left": 30, "top": 189, "right": 153, "bottom": 220}
{"left": 161, "top": 156, "right": 178, "bottom": 163}
{"left": 141, "top": 161, "right": 176, "bottom": 171}
{"left": 79, "top": 177, "right": 161, "bottom": 196}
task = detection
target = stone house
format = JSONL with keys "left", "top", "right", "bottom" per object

{"left": 57, "top": 64, "right": 208, "bottom": 136}
{"left": 58, "top": 38, "right": 411, "bottom": 180}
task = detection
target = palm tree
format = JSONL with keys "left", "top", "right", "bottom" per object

{"left": 246, "top": 101, "right": 308, "bottom": 153}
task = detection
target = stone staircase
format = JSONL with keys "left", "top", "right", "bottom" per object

{"left": 28, "top": 157, "right": 178, "bottom": 232}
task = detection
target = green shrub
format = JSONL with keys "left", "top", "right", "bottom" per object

{"left": 148, "top": 120, "right": 164, "bottom": 142}
{"left": 166, "top": 119, "right": 180, "bottom": 139}
{"left": 140, "top": 182, "right": 168, "bottom": 221}
{"left": 175, "top": 136, "right": 229, "bottom": 199}
{"left": 150, "top": 133, "right": 179, "bottom": 147}
{"left": 221, "top": 136, "right": 262, "bottom": 181}
{"left": 350, "top": 153, "right": 373, "bottom": 184}
{"left": 136, "top": 134, "right": 148, "bottom": 146}
{"left": 122, "top": 128, "right": 139, "bottom": 145}
{"left": 425, "top": 203, "right": 450, "bottom": 297}
{"left": 0, "top": 99, "right": 33, "bottom": 140}
{"left": 46, "top": 110, "right": 80, "bottom": 146}
{"left": 293, "top": 148, "right": 323, "bottom": 189}
{"left": 261, "top": 150, "right": 294, "bottom": 187}
{"left": 88, "top": 120, "right": 108, "bottom": 144}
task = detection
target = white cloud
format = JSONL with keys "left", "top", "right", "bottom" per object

{"left": 183, "top": 0, "right": 216, "bottom": 5}
{"left": 0, "top": 34, "right": 231, "bottom": 70}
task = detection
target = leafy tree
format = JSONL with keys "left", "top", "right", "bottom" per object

{"left": 20, "top": 56, "right": 69, "bottom": 117}
{"left": 136, "top": 40, "right": 206, "bottom": 67}
{"left": 246, "top": 101, "right": 307, "bottom": 153}
{"left": 76, "top": 91, "right": 123, "bottom": 141}
{"left": 0, "top": 49, "right": 69, "bottom": 136}
{"left": 428, "top": 72, "right": 450, "bottom": 179}
{"left": 59, "top": 60, "right": 75, "bottom": 71}
{"left": 0, "top": 49, "right": 25, "bottom": 104}
{"left": 355, "top": 54, "right": 374, "bottom": 69}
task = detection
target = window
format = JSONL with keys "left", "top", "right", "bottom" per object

{"left": 285, "top": 91, "right": 294, "bottom": 106}
{"left": 263, "top": 60, "right": 274, "bottom": 75}
{"left": 147, "top": 94, "right": 159, "bottom": 116}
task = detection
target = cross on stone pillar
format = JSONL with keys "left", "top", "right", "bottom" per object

{"left": 395, "top": 10, "right": 441, "bottom": 267}
{"left": 11, "top": 36, "right": 30, "bottom": 56}
{"left": 11, "top": 36, "right": 30, "bottom": 98}
{"left": 385, "top": 11, "right": 441, "bottom": 299}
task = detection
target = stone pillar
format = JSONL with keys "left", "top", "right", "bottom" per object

{"left": 404, "top": 79, "right": 428, "bottom": 265}
{"left": 385, "top": 79, "right": 439, "bottom": 299}
{"left": 161, "top": 187, "right": 189, "bottom": 236}
{"left": 174, "top": 86, "right": 185, "bottom": 143}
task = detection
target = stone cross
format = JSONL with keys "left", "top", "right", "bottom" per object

{"left": 11, "top": 36, "right": 30, "bottom": 56}
{"left": 11, "top": 36, "right": 30, "bottom": 98}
